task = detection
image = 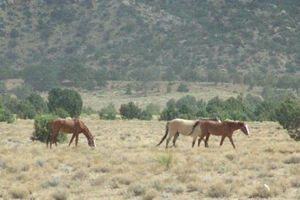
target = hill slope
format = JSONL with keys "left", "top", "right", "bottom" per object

{"left": 0, "top": 0, "right": 299, "bottom": 82}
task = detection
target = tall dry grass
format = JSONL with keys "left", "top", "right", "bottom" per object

{"left": 0, "top": 118, "right": 299, "bottom": 199}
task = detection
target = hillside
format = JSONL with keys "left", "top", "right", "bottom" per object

{"left": 0, "top": 0, "right": 299, "bottom": 85}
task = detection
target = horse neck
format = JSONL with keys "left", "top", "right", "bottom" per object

{"left": 82, "top": 126, "right": 93, "bottom": 141}
{"left": 225, "top": 122, "right": 240, "bottom": 132}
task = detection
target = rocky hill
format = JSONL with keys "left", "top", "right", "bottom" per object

{"left": 0, "top": 0, "right": 299, "bottom": 85}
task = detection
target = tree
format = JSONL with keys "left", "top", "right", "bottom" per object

{"left": 26, "top": 93, "right": 48, "bottom": 114}
{"left": 276, "top": 97, "right": 300, "bottom": 140}
{"left": 48, "top": 88, "right": 83, "bottom": 117}
{"left": 119, "top": 102, "right": 141, "bottom": 119}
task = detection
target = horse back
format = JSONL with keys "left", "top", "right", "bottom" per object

{"left": 200, "top": 120, "right": 229, "bottom": 136}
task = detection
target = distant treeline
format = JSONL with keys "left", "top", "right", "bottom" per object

{"left": 0, "top": 88, "right": 299, "bottom": 140}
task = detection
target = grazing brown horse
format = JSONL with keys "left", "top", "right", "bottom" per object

{"left": 47, "top": 118, "right": 96, "bottom": 148}
{"left": 189, "top": 120, "right": 249, "bottom": 148}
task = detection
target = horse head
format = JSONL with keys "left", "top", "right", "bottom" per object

{"left": 86, "top": 134, "right": 96, "bottom": 148}
{"left": 238, "top": 122, "right": 249, "bottom": 136}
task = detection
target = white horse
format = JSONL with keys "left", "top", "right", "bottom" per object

{"left": 156, "top": 118, "right": 203, "bottom": 148}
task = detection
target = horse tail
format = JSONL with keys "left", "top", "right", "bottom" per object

{"left": 156, "top": 122, "right": 169, "bottom": 146}
{"left": 188, "top": 120, "right": 200, "bottom": 135}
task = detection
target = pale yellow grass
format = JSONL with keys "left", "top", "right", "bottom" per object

{"left": 79, "top": 81, "right": 262, "bottom": 110}
{"left": 0, "top": 119, "right": 299, "bottom": 199}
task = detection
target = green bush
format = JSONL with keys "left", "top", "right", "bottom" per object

{"left": 32, "top": 114, "right": 67, "bottom": 143}
{"left": 139, "top": 110, "right": 152, "bottom": 120}
{"left": 177, "top": 83, "right": 189, "bottom": 92}
{"left": 0, "top": 107, "right": 15, "bottom": 123}
{"left": 145, "top": 103, "right": 160, "bottom": 115}
{"left": 99, "top": 103, "right": 117, "bottom": 120}
{"left": 120, "top": 102, "right": 141, "bottom": 119}
{"left": 276, "top": 97, "right": 300, "bottom": 140}
{"left": 26, "top": 93, "right": 48, "bottom": 114}
{"left": 48, "top": 88, "right": 83, "bottom": 117}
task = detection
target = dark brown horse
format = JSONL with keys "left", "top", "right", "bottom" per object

{"left": 189, "top": 120, "right": 249, "bottom": 148}
{"left": 47, "top": 118, "right": 96, "bottom": 148}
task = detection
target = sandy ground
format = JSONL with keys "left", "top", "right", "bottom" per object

{"left": 0, "top": 118, "right": 299, "bottom": 200}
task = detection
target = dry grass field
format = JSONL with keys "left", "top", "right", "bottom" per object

{"left": 0, "top": 117, "right": 299, "bottom": 200}
{"left": 79, "top": 82, "right": 262, "bottom": 111}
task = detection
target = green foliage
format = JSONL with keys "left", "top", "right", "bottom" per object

{"left": 145, "top": 103, "right": 160, "bottom": 116}
{"left": 32, "top": 114, "right": 67, "bottom": 143}
{"left": 99, "top": 103, "right": 117, "bottom": 120}
{"left": 11, "top": 85, "right": 33, "bottom": 99}
{"left": 177, "top": 83, "right": 189, "bottom": 93}
{"left": 48, "top": 88, "right": 83, "bottom": 118}
{"left": 119, "top": 102, "right": 142, "bottom": 120}
{"left": 15, "top": 100, "right": 36, "bottom": 119}
{"left": 139, "top": 110, "right": 152, "bottom": 120}
{"left": 26, "top": 93, "right": 48, "bottom": 114}
{"left": 0, "top": 1, "right": 299, "bottom": 91}
{"left": 275, "top": 97, "right": 300, "bottom": 140}
{"left": 0, "top": 105, "right": 15, "bottom": 123}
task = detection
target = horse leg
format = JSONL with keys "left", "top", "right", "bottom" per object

{"left": 197, "top": 136, "right": 202, "bottom": 147}
{"left": 75, "top": 133, "right": 79, "bottom": 147}
{"left": 220, "top": 136, "right": 226, "bottom": 146}
{"left": 228, "top": 136, "right": 236, "bottom": 149}
{"left": 204, "top": 133, "right": 210, "bottom": 148}
{"left": 196, "top": 133, "right": 206, "bottom": 148}
{"left": 192, "top": 133, "right": 202, "bottom": 148}
{"left": 69, "top": 133, "right": 76, "bottom": 146}
{"left": 172, "top": 132, "right": 179, "bottom": 147}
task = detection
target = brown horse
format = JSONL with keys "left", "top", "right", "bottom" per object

{"left": 190, "top": 120, "right": 249, "bottom": 148}
{"left": 47, "top": 118, "right": 96, "bottom": 148}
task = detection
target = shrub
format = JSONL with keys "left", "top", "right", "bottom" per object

{"left": 159, "top": 103, "right": 178, "bottom": 121}
{"left": 145, "top": 103, "right": 160, "bottom": 115}
{"left": 120, "top": 102, "right": 141, "bottom": 119}
{"left": 53, "top": 108, "right": 69, "bottom": 118}
{"left": 207, "top": 182, "right": 229, "bottom": 198}
{"left": 32, "top": 114, "right": 67, "bottom": 143}
{"left": 99, "top": 103, "right": 117, "bottom": 120}
{"left": 0, "top": 107, "right": 15, "bottom": 123}
{"left": 48, "top": 88, "right": 83, "bottom": 117}
{"left": 26, "top": 93, "right": 48, "bottom": 114}
{"left": 275, "top": 97, "right": 300, "bottom": 140}
{"left": 157, "top": 153, "right": 174, "bottom": 170}
{"left": 139, "top": 110, "right": 152, "bottom": 120}
{"left": 15, "top": 100, "right": 36, "bottom": 119}
{"left": 177, "top": 82, "right": 189, "bottom": 92}
{"left": 11, "top": 85, "right": 33, "bottom": 99}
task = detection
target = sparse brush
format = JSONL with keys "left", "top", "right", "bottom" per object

{"left": 112, "top": 175, "right": 133, "bottom": 185}
{"left": 157, "top": 153, "right": 175, "bottom": 170}
{"left": 128, "top": 183, "right": 146, "bottom": 196}
{"left": 225, "top": 153, "right": 235, "bottom": 161}
{"left": 206, "top": 182, "right": 229, "bottom": 198}
{"left": 249, "top": 184, "right": 274, "bottom": 198}
{"left": 43, "top": 177, "right": 60, "bottom": 188}
{"left": 72, "top": 170, "right": 87, "bottom": 181}
{"left": 52, "top": 190, "right": 68, "bottom": 200}
{"left": 284, "top": 156, "right": 300, "bottom": 164}
{"left": 143, "top": 189, "right": 158, "bottom": 200}
{"left": 90, "top": 176, "right": 105, "bottom": 186}
{"left": 9, "top": 185, "right": 29, "bottom": 199}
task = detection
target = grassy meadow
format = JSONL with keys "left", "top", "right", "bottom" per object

{"left": 0, "top": 117, "right": 299, "bottom": 199}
